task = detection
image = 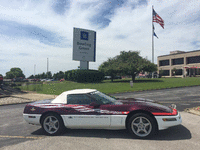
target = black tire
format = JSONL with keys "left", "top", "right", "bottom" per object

{"left": 127, "top": 113, "right": 157, "bottom": 139}
{"left": 41, "top": 113, "right": 65, "bottom": 136}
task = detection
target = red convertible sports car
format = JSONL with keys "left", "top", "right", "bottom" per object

{"left": 23, "top": 89, "right": 182, "bottom": 138}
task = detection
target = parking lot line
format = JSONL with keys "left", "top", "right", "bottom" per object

{"left": 0, "top": 135, "right": 43, "bottom": 139}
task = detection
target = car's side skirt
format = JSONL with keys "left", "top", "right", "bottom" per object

{"left": 61, "top": 115, "right": 127, "bottom": 129}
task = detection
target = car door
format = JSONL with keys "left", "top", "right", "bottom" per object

{"left": 62, "top": 94, "right": 111, "bottom": 128}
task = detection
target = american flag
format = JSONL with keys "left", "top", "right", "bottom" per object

{"left": 153, "top": 9, "right": 164, "bottom": 29}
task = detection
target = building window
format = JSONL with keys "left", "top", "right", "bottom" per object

{"left": 175, "top": 69, "right": 183, "bottom": 75}
{"left": 160, "top": 70, "right": 170, "bottom": 76}
{"left": 172, "top": 58, "right": 184, "bottom": 65}
{"left": 187, "top": 56, "right": 200, "bottom": 64}
{"left": 159, "top": 60, "right": 169, "bottom": 66}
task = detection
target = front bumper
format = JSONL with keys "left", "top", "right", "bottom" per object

{"left": 23, "top": 114, "right": 41, "bottom": 125}
{"left": 155, "top": 112, "right": 182, "bottom": 130}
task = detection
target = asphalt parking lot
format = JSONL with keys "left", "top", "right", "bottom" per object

{"left": 113, "top": 86, "right": 200, "bottom": 111}
{"left": 0, "top": 110, "right": 200, "bottom": 150}
{"left": 0, "top": 86, "right": 200, "bottom": 150}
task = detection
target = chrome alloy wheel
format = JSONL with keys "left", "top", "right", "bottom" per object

{"left": 43, "top": 116, "right": 59, "bottom": 134}
{"left": 131, "top": 116, "right": 152, "bottom": 137}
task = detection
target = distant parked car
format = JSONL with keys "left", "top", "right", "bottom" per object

{"left": 136, "top": 73, "right": 148, "bottom": 78}
{"left": 104, "top": 76, "right": 112, "bottom": 80}
{"left": 60, "top": 78, "right": 65, "bottom": 82}
{"left": 114, "top": 76, "right": 122, "bottom": 79}
{"left": 23, "top": 78, "right": 29, "bottom": 82}
{"left": 13, "top": 77, "right": 24, "bottom": 82}
{"left": 104, "top": 76, "right": 122, "bottom": 80}
{"left": 147, "top": 72, "right": 161, "bottom": 78}
{"left": 31, "top": 79, "right": 40, "bottom": 82}
{"left": 46, "top": 79, "right": 54, "bottom": 82}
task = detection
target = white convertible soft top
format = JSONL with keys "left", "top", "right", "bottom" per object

{"left": 51, "top": 89, "right": 97, "bottom": 104}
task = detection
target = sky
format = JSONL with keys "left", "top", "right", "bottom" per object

{"left": 1, "top": 0, "right": 200, "bottom": 77}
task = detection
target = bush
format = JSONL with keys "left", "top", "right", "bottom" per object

{"left": 65, "top": 69, "right": 104, "bottom": 83}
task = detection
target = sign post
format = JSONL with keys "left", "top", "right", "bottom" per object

{"left": 73, "top": 28, "right": 96, "bottom": 69}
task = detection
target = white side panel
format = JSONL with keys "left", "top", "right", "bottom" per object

{"left": 110, "top": 115, "right": 127, "bottom": 129}
{"left": 61, "top": 115, "right": 110, "bottom": 128}
{"left": 155, "top": 112, "right": 182, "bottom": 130}
{"left": 23, "top": 114, "right": 41, "bottom": 125}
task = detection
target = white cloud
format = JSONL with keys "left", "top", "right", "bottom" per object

{"left": 0, "top": 0, "right": 200, "bottom": 77}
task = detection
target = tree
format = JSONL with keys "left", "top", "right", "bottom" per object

{"left": 28, "top": 72, "right": 52, "bottom": 79}
{"left": 6, "top": 68, "right": 25, "bottom": 79}
{"left": 46, "top": 71, "right": 52, "bottom": 79}
{"left": 28, "top": 75, "right": 34, "bottom": 79}
{"left": 53, "top": 71, "right": 64, "bottom": 80}
{"left": 117, "top": 51, "right": 157, "bottom": 81}
{"left": 99, "top": 51, "right": 157, "bottom": 82}
{"left": 98, "top": 58, "right": 119, "bottom": 82}
{"left": 40, "top": 72, "right": 47, "bottom": 79}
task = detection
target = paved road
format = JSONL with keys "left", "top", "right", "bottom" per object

{"left": 1, "top": 111, "right": 200, "bottom": 150}
{"left": 113, "top": 86, "right": 200, "bottom": 111}
{"left": 0, "top": 104, "right": 44, "bottom": 149}
{"left": 0, "top": 86, "right": 200, "bottom": 149}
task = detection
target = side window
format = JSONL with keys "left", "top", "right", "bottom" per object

{"left": 67, "top": 94, "right": 94, "bottom": 105}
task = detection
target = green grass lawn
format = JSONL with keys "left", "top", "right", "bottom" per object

{"left": 19, "top": 77, "right": 200, "bottom": 95}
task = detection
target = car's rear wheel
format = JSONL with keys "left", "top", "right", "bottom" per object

{"left": 127, "top": 113, "right": 157, "bottom": 139}
{"left": 41, "top": 113, "right": 64, "bottom": 136}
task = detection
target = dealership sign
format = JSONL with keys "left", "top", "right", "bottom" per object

{"left": 73, "top": 28, "right": 96, "bottom": 62}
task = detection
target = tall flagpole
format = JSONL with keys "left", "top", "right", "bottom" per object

{"left": 152, "top": 5, "right": 154, "bottom": 64}
{"left": 47, "top": 58, "right": 49, "bottom": 79}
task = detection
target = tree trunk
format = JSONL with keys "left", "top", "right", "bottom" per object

{"left": 111, "top": 75, "right": 114, "bottom": 82}
{"left": 131, "top": 74, "right": 136, "bottom": 82}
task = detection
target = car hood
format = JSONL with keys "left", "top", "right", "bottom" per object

{"left": 32, "top": 99, "right": 53, "bottom": 104}
{"left": 113, "top": 98, "right": 173, "bottom": 113}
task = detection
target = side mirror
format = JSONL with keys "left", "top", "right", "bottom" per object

{"left": 89, "top": 102, "right": 100, "bottom": 108}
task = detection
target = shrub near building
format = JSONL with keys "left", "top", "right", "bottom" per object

{"left": 65, "top": 69, "right": 104, "bottom": 83}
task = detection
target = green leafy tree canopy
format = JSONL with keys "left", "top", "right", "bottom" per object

{"left": 6, "top": 68, "right": 25, "bottom": 79}
{"left": 99, "top": 58, "right": 119, "bottom": 82}
{"left": 53, "top": 71, "right": 64, "bottom": 80}
{"left": 99, "top": 51, "right": 157, "bottom": 82}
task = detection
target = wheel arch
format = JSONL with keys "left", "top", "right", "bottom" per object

{"left": 40, "top": 111, "right": 63, "bottom": 125}
{"left": 125, "top": 110, "right": 158, "bottom": 131}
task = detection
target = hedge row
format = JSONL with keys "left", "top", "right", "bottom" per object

{"left": 64, "top": 69, "right": 104, "bottom": 83}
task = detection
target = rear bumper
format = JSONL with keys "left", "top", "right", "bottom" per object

{"left": 155, "top": 112, "right": 182, "bottom": 130}
{"left": 23, "top": 114, "right": 41, "bottom": 125}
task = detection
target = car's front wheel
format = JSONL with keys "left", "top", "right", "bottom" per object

{"left": 41, "top": 113, "right": 64, "bottom": 136}
{"left": 127, "top": 113, "right": 157, "bottom": 138}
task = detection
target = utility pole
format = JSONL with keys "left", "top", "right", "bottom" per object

{"left": 47, "top": 58, "right": 49, "bottom": 79}
{"left": 34, "top": 64, "right": 36, "bottom": 78}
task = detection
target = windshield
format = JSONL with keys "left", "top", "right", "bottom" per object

{"left": 89, "top": 91, "right": 116, "bottom": 104}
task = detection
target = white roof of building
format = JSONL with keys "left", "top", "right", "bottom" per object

{"left": 51, "top": 89, "right": 97, "bottom": 104}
